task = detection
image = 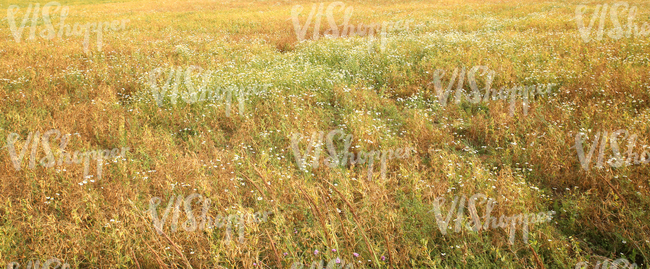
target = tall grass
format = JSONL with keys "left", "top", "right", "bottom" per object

{"left": 1, "top": 0, "right": 649, "bottom": 267}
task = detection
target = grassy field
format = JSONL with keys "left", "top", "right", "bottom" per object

{"left": 1, "top": 0, "right": 650, "bottom": 268}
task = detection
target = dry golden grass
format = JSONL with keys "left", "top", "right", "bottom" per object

{"left": 1, "top": 0, "right": 650, "bottom": 268}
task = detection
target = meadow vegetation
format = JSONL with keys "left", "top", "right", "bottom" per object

{"left": 1, "top": 0, "right": 649, "bottom": 267}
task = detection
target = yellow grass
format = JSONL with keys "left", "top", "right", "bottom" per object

{"left": 1, "top": 0, "right": 649, "bottom": 267}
